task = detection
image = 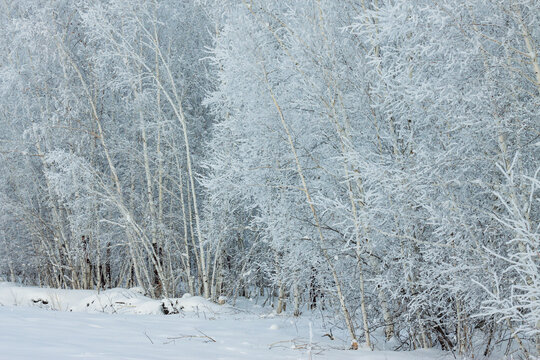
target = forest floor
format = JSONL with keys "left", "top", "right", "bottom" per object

{"left": 0, "top": 282, "right": 452, "bottom": 360}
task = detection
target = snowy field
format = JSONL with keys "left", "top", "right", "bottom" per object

{"left": 0, "top": 283, "right": 451, "bottom": 360}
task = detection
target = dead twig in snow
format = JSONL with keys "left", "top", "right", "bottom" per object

{"left": 268, "top": 338, "right": 324, "bottom": 354}
{"left": 165, "top": 329, "right": 216, "bottom": 344}
{"left": 195, "top": 329, "right": 216, "bottom": 342}
{"left": 144, "top": 331, "right": 154, "bottom": 344}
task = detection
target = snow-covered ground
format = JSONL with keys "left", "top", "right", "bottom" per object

{"left": 0, "top": 283, "right": 451, "bottom": 360}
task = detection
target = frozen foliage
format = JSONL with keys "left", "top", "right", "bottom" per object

{"left": 0, "top": 0, "right": 538, "bottom": 358}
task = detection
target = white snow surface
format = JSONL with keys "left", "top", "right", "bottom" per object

{"left": 0, "top": 282, "right": 451, "bottom": 360}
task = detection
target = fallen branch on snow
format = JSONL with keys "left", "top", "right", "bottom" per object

{"left": 165, "top": 329, "right": 216, "bottom": 344}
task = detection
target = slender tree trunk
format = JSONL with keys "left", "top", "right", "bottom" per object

{"left": 175, "top": 161, "right": 196, "bottom": 295}
{"left": 293, "top": 283, "right": 301, "bottom": 317}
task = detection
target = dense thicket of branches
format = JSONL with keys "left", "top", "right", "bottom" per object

{"left": 0, "top": 0, "right": 538, "bottom": 357}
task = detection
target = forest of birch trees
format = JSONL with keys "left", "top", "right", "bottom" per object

{"left": 0, "top": 0, "right": 538, "bottom": 357}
